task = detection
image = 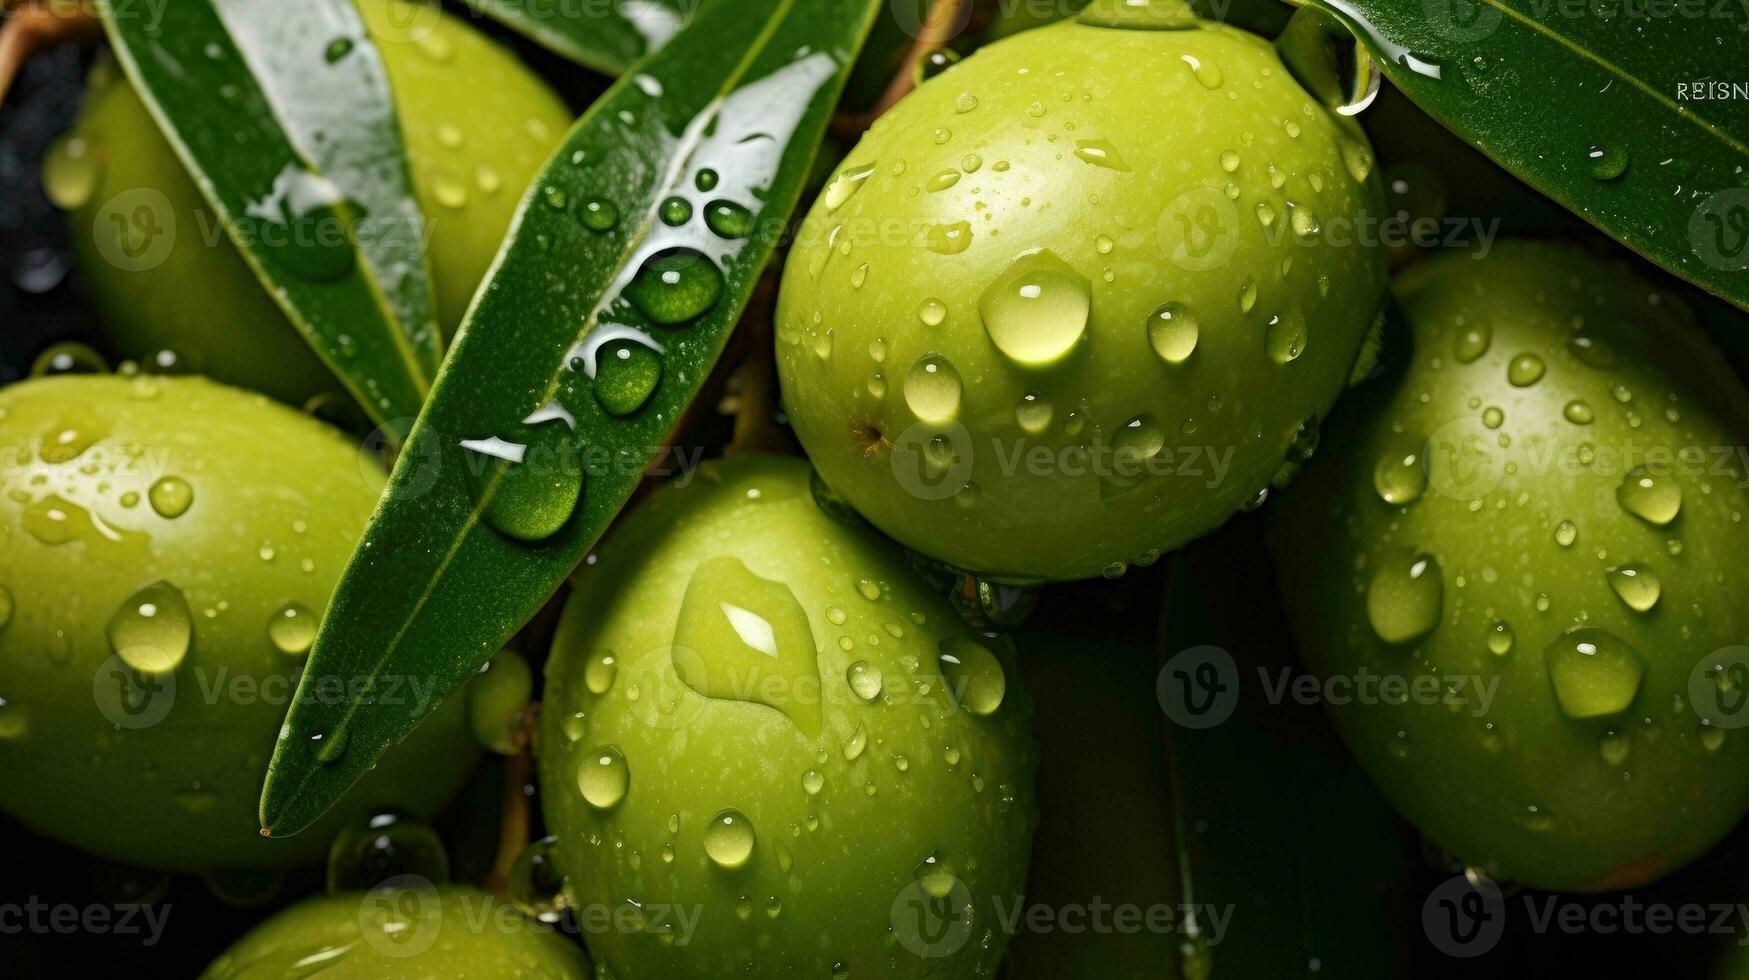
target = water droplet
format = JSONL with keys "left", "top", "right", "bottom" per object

{"left": 1179, "top": 52, "right": 1223, "bottom": 89}
{"left": 323, "top": 37, "right": 354, "bottom": 64}
{"left": 325, "top": 811, "right": 449, "bottom": 892}
{"left": 594, "top": 341, "right": 662, "bottom": 416}
{"left": 1238, "top": 279, "right": 1258, "bottom": 313}
{"left": 1487, "top": 620, "right": 1515, "bottom": 656}
{"left": 938, "top": 639, "right": 1006, "bottom": 716}
{"left": 1455, "top": 323, "right": 1492, "bottom": 362}
{"left": 508, "top": 836, "right": 570, "bottom": 924}
{"left": 1563, "top": 400, "right": 1594, "bottom": 425}
{"left": 802, "top": 770, "right": 825, "bottom": 795}
{"left": 1014, "top": 392, "right": 1053, "bottom": 434}
{"left": 954, "top": 92, "right": 979, "bottom": 113}
{"left": 1373, "top": 451, "right": 1426, "bottom": 504}
{"left": 579, "top": 198, "right": 619, "bottom": 232}
{"left": 843, "top": 722, "right": 868, "bottom": 760}
{"left": 584, "top": 650, "right": 618, "bottom": 694}
{"left": 914, "top": 47, "right": 961, "bottom": 85}
{"left": 914, "top": 851, "right": 958, "bottom": 898}
{"left": 460, "top": 419, "right": 582, "bottom": 542}
{"left": 918, "top": 298, "right": 947, "bottom": 326}
{"left": 108, "top": 581, "right": 192, "bottom": 674}
{"left": 1554, "top": 519, "right": 1578, "bottom": 547}
{"left": 1566, "top": 333, "right": 1617, "bottom": 368}
{"left": 1586, "top": 144, "right": 1629, "bottom": 180}
{"left": 1545, "top": 629, "right": 1644, "bottom": 718}
{"left": 1146, "top": 303, "right": 1199, "bottom": 365}
{"left": 927, "top": 170, "right": 962, "bottom": 193}
{"left": 1264, "top": 307, "right": 1308, "bottom": 364}
{"left": 659, "top": 196, "right": 693, "bottom": 226}
{"left": 268, "top": 601, "right": 317, "bottom": 657}
{"left": 1112, "top": 414, "right": 1165, "bottom": 468}
{"left": 823, "top": 164, "right": 876, "bottom": 211}
{"left": 1598, "top": 731, "right": 1631, "bottom": 766}
{"left": 925, "top": 221, "right": 973, "bottom": 255}
{"left": 978, "top": 249, "right": 1090, "bottom": 366}
{"left": 1507, "top": 354, "right": 1546, "bottom": 387}
{"left": 1366, "top": 550, "right": 1443, "bottom": 643}
{"left": 1341, "top": 138, "right": 1374, "bottom": 183}
{"left": 42, "top": 134, "right": 100, "bottom": 211}
{"left": 846, "top": 660, "right": 883, "bottom": 702}
{"left": 904, "top": 354, "right": 963, "bottom": 422}
{"left": 704, "top": 808, "right": 756, "bottom": 870}
{"left": 625, "top": 249, "right": 723, "bottom": 325}
{"left": 674, "top": 557, "right": 823, "bottom": 737}
{"left": 1618, "top": 467, "right": 1681, "bottom": 525}
{"left": 1074, "top": 140, "right": 1130, "bottom": 171}
{"left": 30, "top": 342, "right": 107, "bottom": 377}
{"left": 695, "top": 169, "right": 719, "bottom": 192}
{"left": 705, "top": 200, "right": 754, "bottom": 239}
{"left": 1606, "top": 565, "right": 1662, "bottom": 612}
{"left": 577, "top": 745, "right": 629, "bottom": 810}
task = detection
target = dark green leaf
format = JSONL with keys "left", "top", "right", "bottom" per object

{"left": 458, "top": 0, "right": 716, "bottom": 76}
{"left": 1160, "top": 524, "right": 1414, "bottom": 978}
{"left": 1300, "top": 0, "right": 1749, "bottom": 312}
{"left": 96, "top": 0, "right": 441, "bottom": 424}
{"left": 260, "top": 0, "right": 884, "bottom": 837}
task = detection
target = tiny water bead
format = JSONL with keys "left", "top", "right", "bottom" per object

{"left": 325, "top": 811, "right": 450, "bottom": 893}
{"left": 625, "top": 249, "right": 724, "bottom": 325}
{"left": 1617, "top": 467, "right": 1682, "bottom": 526}
{"left": 1586, "top": 143, "right": 1629, "bottom": 181}
{"left": 1544, "top": 629, "right": 1645, "bottom": 719}
{"left": 1365, "top": 550, "right": 1443, "bottom": 644}
{"left": 1014, "top": 391, "right": 1054, "bottom": 435}
{"left": 1264, "top": 308, "right": 1308, "bottom": 364}
{"left": 31, "top": 341, "right": 108, "bottom": 377}
{"left": 578, "top": 198, "right": 620, "bottom": 232}
{"left": 938, "top": 639, "right": 1006, "bottom": 716}
{"left": 108, "top": 580, "right": 193, "bottom": 674}
{"left": 1605, "top": 565, "right": 1662, "bottom": 612}
{"left": 577, "top": 745, "right": 630, "bottom": 810}
{"left": 904, "top": 354, "right": 964, "bottom": 422}
{"left": 1506, "top": 353, "right": 1546, "bottom": 387}
{"left": 267, "top": 601, "right": 317, "bottom": 657}
{"left": 914, "top": 47, "right": 961, "bottom": 85}
{"left": 704, "top": 808, "right": 756, "bottom": 870}
{"left": 1486, "top": 620, "right": 1515, "bottom": 656}
{"left": 978, "top": 250, "right": 1091, "bottom": 366}
{"left": 1147, "top": 302, "right": 1199, "bottom": 365}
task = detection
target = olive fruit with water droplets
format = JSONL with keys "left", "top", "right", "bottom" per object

{"left": 0, "top": 375, "right": 477, "bottom": 872}
{"left": 538, "top": 455, "right": 1038, "bottom": 978}
{"left": 200, "top": 885, "right": 590, "bottom": 978}
{"left": 50, "top": 0, "right": 571, "bottom": 409}
{"left": 1269, "top": 242, "right": 1749, "bottom": 892}
{"left": 776, "top": 0, "right": 1387, "bottom": 582}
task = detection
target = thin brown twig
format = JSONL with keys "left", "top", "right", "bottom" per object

{"left": 831, "top": 0, "right": 972, "bottom": 139}
{"left": 0, "top": 1, "right": 98, "bottom": 107}
{"left": 482, "top": 703, "right": 536, "bottom": 898}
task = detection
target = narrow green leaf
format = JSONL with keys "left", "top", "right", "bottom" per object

{"left": 1301, "top": 0, "right": 1749, "bottom": 312}
{"left": 458, "top": 0, "right": 716, "bottom": 76}
{"left": 96, "top": 0, "right": 440, "bottom": 424}
{"left": 261, "top": 0, "right": 884, "bottom": 837}
{"left": 1160, "top": 527, "right": 1414, "bottom": 977}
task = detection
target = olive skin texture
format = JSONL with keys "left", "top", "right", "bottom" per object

{"left": 776, "top": 5, "right": 1388, "bottom": 582}
{"left": 538, "top": 455, "right": 1038, "bottom": 979}
{"left": 200, "top": 885, "right": 591, "bottom": 978}
{"left": 0, "top": 376, "right": 478, "bottom": 872}
{"left": 57, "top": 0, "right": 571, "bottom": 408}
{"left": 1270, "top": 241, "right": 1749, "bottom": 892}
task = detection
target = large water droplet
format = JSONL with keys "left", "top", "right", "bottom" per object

{"left": 1373, "top": 450, "right": 1426, "bottom": 505}
{"left": 1617, "top": 467, "right": 1681, "bottom": 526}
{"left": 1147, "top": 302, "right": 1198, "bottom": 365}
{"left": 577, "top": 745, "right": 630, "bottom": 810}
{"left": 108, "top": 581, "right": 192, "bottom": 674}
{"left": 823, "top": 164, "right": 876, "bottom": 211}
{"left": 978, "top": 250, "right": 1090, "bottom": 366}
{"left": 325, "top": 811, "right": 449, "bottom": 892}
{"left": 1366, "top": 550, "right": 1443, "bottom": 643}
{"left": 673, "top": 557, "right": 822, "bottom": 737}
{"left": 625, "top": 249, "right": 724, "bottom": 325}
{"left": 704, "top": 808, "right": 756, "bottom": 870}
{"left": 461, "top": 419, "right": 583, "bottom": 543}
{"left": 1545, "top": 629, "right": 1644, "bottom": 718}
{"left": 938, "top": 639, "right": 1006, "bottom": 716}
{"left": 903, "top": 354, "right": 963, "bottom": 422}
{"left": 1606, "top": 565, "right": 1662, "bottom": 612}
{"left": 1506, "top": 353, "right": 1546, "bottom": 387}
{"left": 1454, "top": 323, "right": 1492, "bottom": 363}
{"left": 594, "top": 341, "right": 662, "bottom": 417}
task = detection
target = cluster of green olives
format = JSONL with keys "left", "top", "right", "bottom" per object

{"left": 7, "top": 0, "right": 1749, "bottom": 975}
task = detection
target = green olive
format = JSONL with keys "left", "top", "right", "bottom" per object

{"left": 200, "top": 885, "right": 590, "bottom": 978}
{"left": 1270, "top": 241, "right": 1749, "bottom": 892}
{"left": 0, "top": 375, "right": 478, "bottom": 872}
{"left": 776, "top": 0, "right": 1387, "bottom": 583}
{"left": 52, "top": 0, "right": 571, "bottom": 408}
{"left": 537, "top": 455, "right": 1038, "bottom": 978}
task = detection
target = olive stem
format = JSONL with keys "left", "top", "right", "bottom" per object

{"left": 831, "top": 0, "right": 970, "bottom": 137}
{"left": 0, "top": 1, "right": 97, "bottom": 107}
{"left": 483, "top": 703, "right": 536, "bottom": 898}
{"left": 725, "top": 272, "right": 792, "bottom": 457}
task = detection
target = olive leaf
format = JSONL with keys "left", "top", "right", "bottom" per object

{"left": 1299, "top": 0, "right": 1749, "bottom": 312}
{"left": 457, "top": 0, "right": 717, "bottom": 76}
{"left": 260, "top": 0, "right": 885, "bottom": 837}
{"left": 96, "top": 0, "right": 441, "bottom": 425}
{"left": 1159, "top": 527, "right": 1414, "bottom": 977}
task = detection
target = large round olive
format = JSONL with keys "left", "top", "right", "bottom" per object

{"left": 776, "top": 0, "right": 1388, "bottom": 583}
{"left": 201, "top": 885, "right": 590, "bottom": 978}
{"left": 1270, "top": 241, "right": 1749, "bottom": 892}
{"left": 538, "top": 455, "right": 1038, "bottom": 978}
{"left": 50, "top": 0, "right": 571, "bottom": 408}
{"left": 0, "top": 375, "right": 478, "bottom": 872}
